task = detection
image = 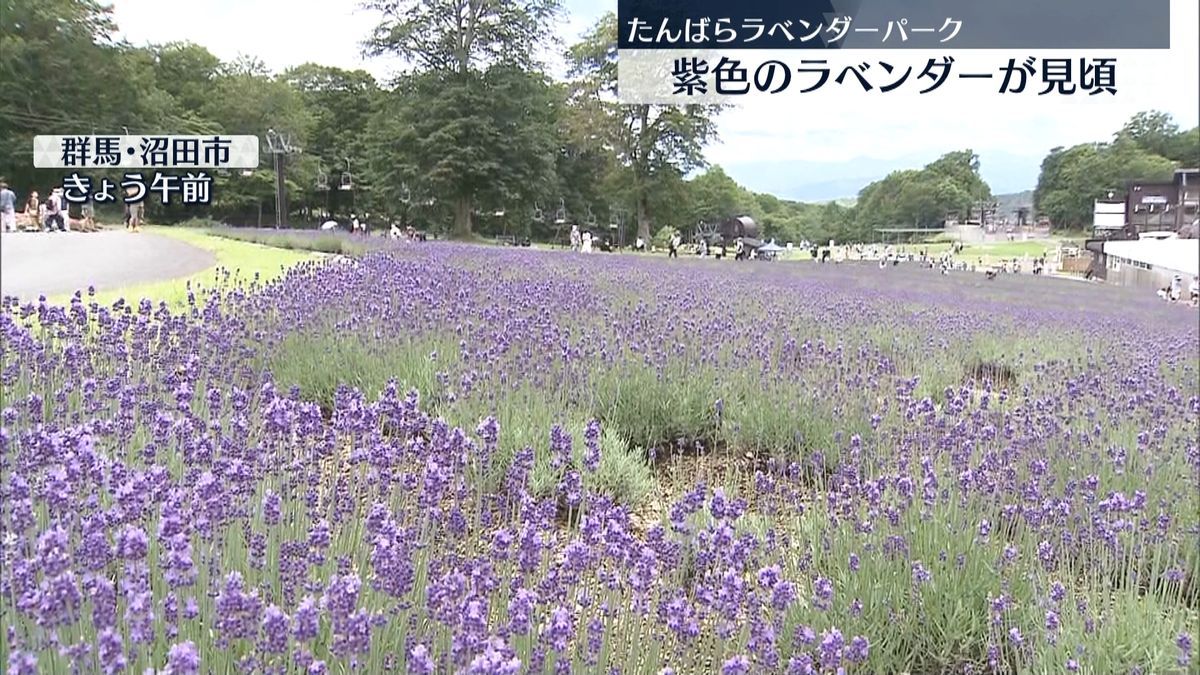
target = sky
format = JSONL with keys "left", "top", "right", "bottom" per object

{"left": 108, "top": 0, "right": 1199, "bottom": 202}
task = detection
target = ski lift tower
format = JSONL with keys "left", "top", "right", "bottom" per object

{"left": 265, "top": 128, "right": 301, "bottom": 229}
{"left": 553, "top": 198, "right": 569, "bottom": 243}
{"left": 340, "top": 157, "right": 356, "bottom": 213}
{"left": 315, "top": 164, "right": 330, "bottom": 218}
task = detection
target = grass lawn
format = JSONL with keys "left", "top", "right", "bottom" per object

{"left": 48, "top": 226, "right": 322, "bottom": 308}
{"left": 875, "top": 240, "right": 1061, "bottom": 266}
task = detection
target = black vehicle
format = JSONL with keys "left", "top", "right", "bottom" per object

{"left": 694, "top": 216, "right": 761, "bottom": 259}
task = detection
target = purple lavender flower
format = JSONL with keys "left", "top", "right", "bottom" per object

{"left": 261, "top": 604, "right": 290, "bottom": 654}
{"left": 583, "top": 419, "right": 602, "bottom": 472}
{"left": 215, "top": 572, "right": 262, "bottom": 641}
{"left": 466, "top": 637, "right": 522, "bottom": 674}
{"left": 819, "top": 628, "right": 845, "bottom": 670}
{"left": 846, "top": 635, "right": 870, "bottom": 663}
{"left": 911, "top": 561, "right": 932, "bottom": 585}
{"left": 408, "top": 644, "right": 435, "bottom": 674}
{"left": 263, "top": 490, "right": 282, "bottom": 526}
{"left": 1050, "top": 581, "right": 1066, "bottom": 603}
{"left": 549, "top": 425, "right": 572, "bottom": 470}
{"left": 721, "top": 655, "right": 751, "bottom": 675}
{"left": 544, "top": 605, "right": 575, "bottom": 653}
{"left": 164, "top": 641, "right": 200, "bottom": 675}
{"left": 812, "top": 576, "right": 834, "bottom": 611}
{"left": 6, "top": 651, "right": 38, "bottom": 675}
{"left": 117, "top": 525, "right": 149, "bottom": 561}
{"left": 97, "top": 627, "right": 127, "bottom": 674}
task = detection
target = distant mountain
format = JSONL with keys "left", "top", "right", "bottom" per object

{"left": 719, "top": 150, "right": 1042, "bottom": 204}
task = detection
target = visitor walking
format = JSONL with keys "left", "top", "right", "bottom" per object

{"left": 0, "top": 181, "right": 16, "bottom": 233}
{"left": 668, "top": 230, "right": 681, "bottom": 258}
{"left": 570, "top": 224, "right": 582, "bottom": 252}
{"left": 126, "top": 188, "right": 144, "bottom": 233}
{"left": 79, "top": 199, "right": 97, "bottom": 232}
{"left": 23, "top": 191, "right": 39, "bottom": 231}
{"left": 44, "top": 188, "right": 66, "bottom": 232}
{"left": 581, "top": 231, "right": 593, "bottom": 254}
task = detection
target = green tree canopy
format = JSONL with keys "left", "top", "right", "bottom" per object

{"left": 566, "top": 12, "right": 725, "bottom": 243}
{"left": 853, "top": 150, "right": 991, "bottom": 238}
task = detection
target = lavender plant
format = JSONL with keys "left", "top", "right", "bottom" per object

{"left": 1, "top": 245, "right": 1196, "bottom": 674}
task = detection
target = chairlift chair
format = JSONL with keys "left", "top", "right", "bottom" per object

{"left": 316, "top": 166, "right": 330, "bottom": 191}
{"left": 584, "top": 205, "right": 597, "bottom": 228}
{"left": 531, "top": 202, "right": 545, "bottom": 223}
{"left": 399, "top": 183, "right": 412, "bottom": 204}
{"left": 554, "top": 198, "right": 567, "bottom": 225}
{"left": 340, "top": 158, "right": 354, "bottom": 191}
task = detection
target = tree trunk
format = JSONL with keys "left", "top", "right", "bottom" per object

{"left": 636, "top": 193, "right": 651, "bottom": 243}
{"left": 453, "top": 196, "right": 473, "bottom": 238}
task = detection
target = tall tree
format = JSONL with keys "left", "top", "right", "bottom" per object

{"left": 1034, "top": 138, "right": 1176, "bottom": 229}
{"left": 853, "top": 151, "right": 991, "bottom": 238}
{"left": 1115, "top": 111, "right": 1180, "bottom": 159}
{"left": 1, "top": 0, "right": 139, "bottom": 188}
{"left": 363, "top": 0, "right": 561, "bottom": 236}
{"left": 282, "top": 64, "right": 379, "bottom": 218}
{"left": 151, "top": 42, "right": 223, "bottom": 115}
{"left": 367, "top": 66, "right": 557, "bottom": 236}
{"left": 567, "top": 12, "right": 725, "bottom": 244}
{"left": 685, "top": 166, "right": 755, "bottom": 227}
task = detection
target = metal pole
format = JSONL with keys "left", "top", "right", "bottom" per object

{"left": 272, "top": 152, "right": 282, "bottom": 229}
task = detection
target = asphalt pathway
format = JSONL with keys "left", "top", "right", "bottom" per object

{"left": 0, "top": 230, "right": 216, "bottom": 300}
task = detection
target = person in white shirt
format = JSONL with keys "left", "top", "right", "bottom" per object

{"left": 0, "top": 181, "right": 16, "bottom": 233}
{"left": 45, "top": 189, "right": 66, "bottom": 232}
{"left": 581, "top": 231, "right": 593, "bottom": 253}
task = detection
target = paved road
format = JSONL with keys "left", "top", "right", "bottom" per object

{"left": 0, "top": 231, "right": 216, "bottom": 300}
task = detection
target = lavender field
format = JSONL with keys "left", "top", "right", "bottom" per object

{"left": 2, "top": 244, "right": 1197, "bottom": 675}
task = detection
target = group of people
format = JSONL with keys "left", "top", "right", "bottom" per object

{"left": 388, "top": 223, "right": 426, "bottom": 241}
{"left": 319, "top": 213, "right": 379, "bottom": 236}
{"left": 0, "top": 181, "right": 102, "bottom": 234}
{"left": 569, "top": 224, "right": 595, "bottom": 253}
{"left": 1157, "top": 275, "right": 1200, "bottom": 305}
